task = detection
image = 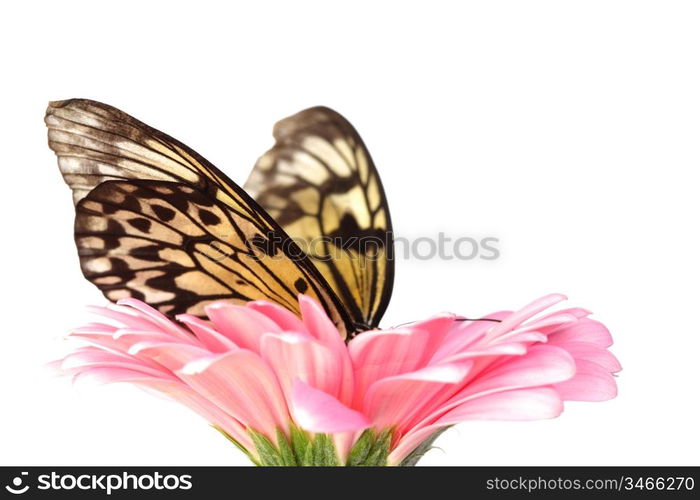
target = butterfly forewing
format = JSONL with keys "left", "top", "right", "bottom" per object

{"left": 244, "top": 107, "right": 394, "bottom": 330}
{"left": 76, "top": 179, "right": 337, "bottom": 318}
{"left": 46, "top": 99, "right": 261, "bottom": 217}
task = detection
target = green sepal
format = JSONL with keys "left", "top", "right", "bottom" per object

{"left": 222, "top": 425, "right": 443, "bottom": 466}
{"left": 364, "top": 428, "right": 393, "bottom": 466}
{"left": 311, "top": 433, "right": 340, "bottom": 466}
{"left": 276, "top": 428, "right": 298, "bottom": 466}
{"left": 346, "top": 429, "right": 375, "bottom": 466}
{"left": 289, "top": 424, "right": 312, "bottom": 465}
{"left": 212, "top": 425, "right": 261, "bottom": 466}
{"left": 346, "top": 428, "right": 393, "bottom": 466}
{"left": 249, "top": 429, "right": 285, "bottom": 466}
{"left": 398, "top": 427, "right": 450, "bottom": 466}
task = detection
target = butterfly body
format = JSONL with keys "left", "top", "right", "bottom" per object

{"left": 46, "top": 100, "right": 394, "bottom": 337}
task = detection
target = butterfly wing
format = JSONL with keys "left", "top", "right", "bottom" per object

{"left": 46, "top": 99, "right": 351, "bottom": 334}
{"left": 47, "top": 99, "right": 258, "bottom": 210}
{"left": 244, "top": 107, "right": 394, "bottom": 329}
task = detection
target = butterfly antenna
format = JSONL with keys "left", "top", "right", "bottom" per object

{"left": 455, "top": 317, "right": 502, "bottom": 323}
{"left": 391, "top": 316, "right": 502, "bottom": 328}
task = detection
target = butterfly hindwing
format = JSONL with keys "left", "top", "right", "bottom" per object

{"left": 244, "top": 107, "right": 394, "bottom": 329}
{"left": 46, "top": 99, "right": 351, "bottom": 335}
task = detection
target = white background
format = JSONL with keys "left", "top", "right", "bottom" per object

{"left": 1, "top": 1, "right": 698, "bottom": 466}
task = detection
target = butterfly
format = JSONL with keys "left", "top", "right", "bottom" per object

{"left": 45, "top": 99, "right": 394, "bottom": 338}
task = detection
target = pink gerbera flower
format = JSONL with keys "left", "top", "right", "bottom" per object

{"left": 57, "top": 293, "right": 620, "bottom": 466}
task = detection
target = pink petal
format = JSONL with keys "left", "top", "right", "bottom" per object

{"left": 290, "top": 379, "right": 370, "bottom": 433}
{"left": 547, "top": 318, "right": 613, "bottom": 347}
{"left": 548, "top": 340, "right": 621, "bottom": 372}
{"left": 538, "top": 307, "right": 592, "bottom": 321}
{"left": 438, "top": 342, "right": 527, "bottom": 364}
{"left": 72, "top": 367, "right": 175, "bottom": 387}
{"left": 260, "top": 332, "right": 342, "bottom": 400}
{"left": 408, "top": 345, "right": 575, "bottom": 433}
{"left": 432, "top": 311, "right": 511, "bottom": 361}
{"left": 458, "top": 345, "right": 576, "bottom": 397}
{"left": 387, "top": 426, "right": 441, "bottom": 465}
{"left": 178, "top": 350, "right": 288, "bottom": 439}
{"left": 128, "top": 342, "right": 211, "bottom": 372}
{"left": 44, "top": 359, "right": 66, "bottom": 376}
{"left": 134, "top": 378, "right": 254, "bottom": 451}
{"left": 486, "top": 294, "right": 567, "bottom": 341}
{"left": 388, "top": 387, "right": 563, "bottom": 465}
{"left": 73, "top": 322, "right": 118, "bottom": 334}
{"left": 349, "top": 317, "right": 455, "bottom": 406}
{"left": 494, "top": 331, "right": 548, "bottom": 345}
{"left": 68, "top": 331, "right": 132, "bottom": 355}
{"left": 502, "top": 313, "right": 578, "bottom": 341}
{"left": 298, "top": 295, "right": 355, "bottom": 403}
{"left": 403, "top": 313, "right": 456, "bottom": 348}
{"left": 247, "top": 300, "right": 309, "bottom": 334}
{"left": 298, "top": 294, "right": 345, "bottom": 346}
{"left": 363, "top": 362, "right": 473, "bottom": 432}
{"left": 350, "top": 328, "right": 432, "bottom": 400}
{"left": 112, "top": 328, "right": 180, "bottom": 345}
{"left": 554, "top": 359, "right": 618, "bottom": 401}
{"left": 333, "top": 432, "right": 356, "bottom": 465}
{"left": 204, "top": 302, "right": 281, "bottom": 352}
{"left": 86, "top": 305, "right": 160, "bottom": 331}
{"left": 176, "top": 314, "right": 238, "bottom": 352}
{"left": 61, "top": 348, "right": 167, "bottom": 378}
{"left": 437, "top": 386, "right": 564, "bottom": 422}
{"left": 116, "top": 298, "right": 194, "bottom": 343}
